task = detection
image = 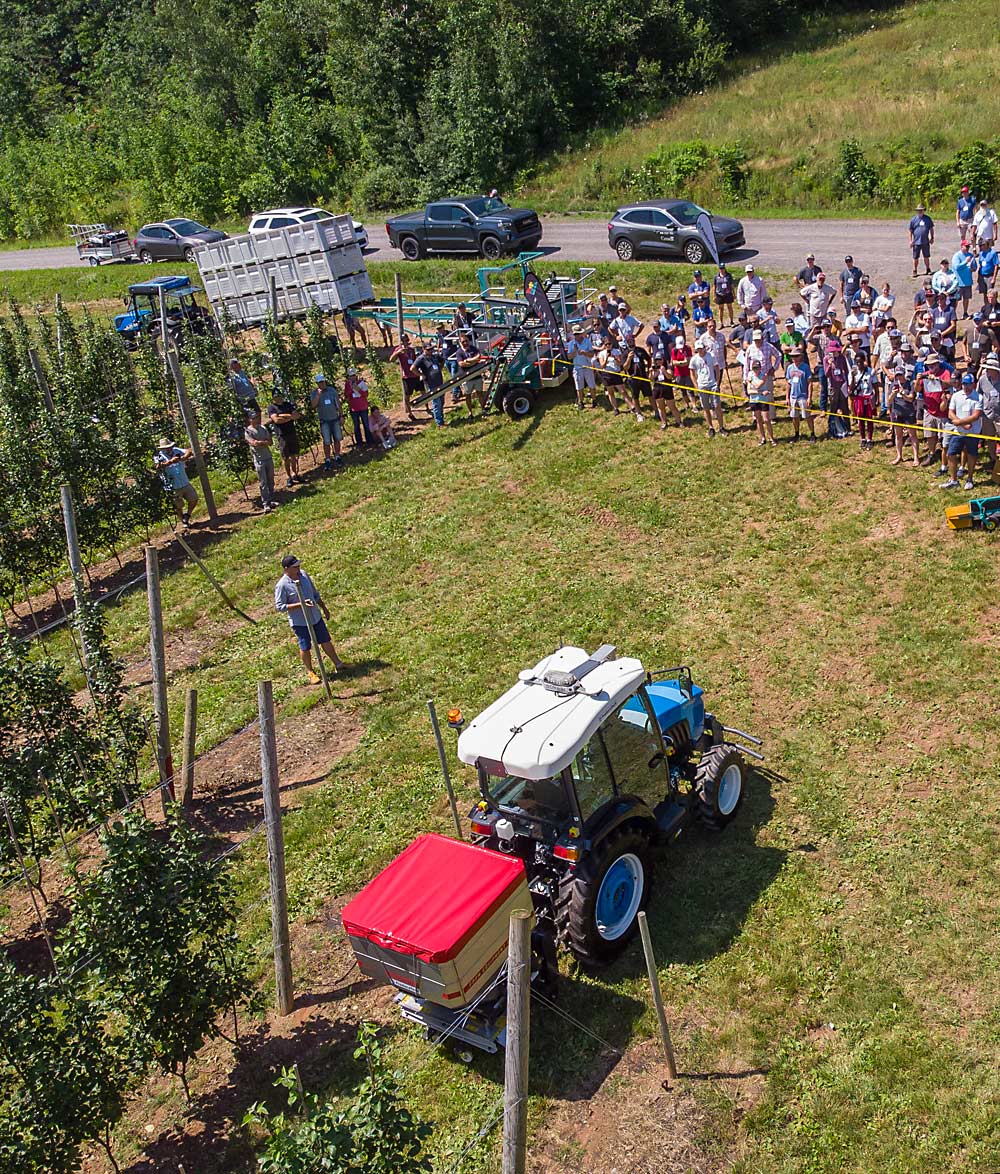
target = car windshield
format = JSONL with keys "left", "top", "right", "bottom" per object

{"left": 669, "top": 201, "right": 706, "bottom": 226}
{"left": 481, "top": 768, "right": 571, "bottom": 823}
{"left": 299, "top": 210, "right": 331, "bottom": 222}
{"left": 464, "top": 197, "right": 506, "bottom": 216}
{"left": 170, "top": 220, "right": 208, "bottom": 235}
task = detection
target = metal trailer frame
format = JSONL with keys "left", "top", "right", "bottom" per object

{"left": 68, "top": 223, "right": 137, "bottom": 267}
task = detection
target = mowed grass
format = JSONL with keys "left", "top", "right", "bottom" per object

{"left": 33, "top": 363, "right": 1000, "bottom": 1169}
{"left": 522, "top": 0, "right": 1000, "bottom": 217}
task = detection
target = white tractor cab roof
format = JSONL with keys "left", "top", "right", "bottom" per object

{"left": 457, "top": 645, "right": 645, "bottom": 782}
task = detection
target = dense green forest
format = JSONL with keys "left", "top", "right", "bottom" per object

{"left": 0, "top": 0, "right": 839, "bottom": 238}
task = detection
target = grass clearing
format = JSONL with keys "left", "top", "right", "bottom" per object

{"left": 522, "top": 0, "right": 1000, "bottom": 218}
{"left": 27, "top": 357, "right": 1000, "bottom": 1169}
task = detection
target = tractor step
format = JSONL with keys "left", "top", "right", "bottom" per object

{"left": 653, "top": 799, "right": 689, "bottom": 839}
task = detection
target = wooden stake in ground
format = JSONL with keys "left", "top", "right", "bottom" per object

{"left": 258, "top": 680, "right": 294, "bottom": 1015}
{"left": 158, "top": 285, "right": 170, "bottom": 377}
{"left": 144, "top": 545, "right": 175, "bottom": 814}
{"left": 180, "top": 687, "right": 197, "bottom": 808}
{"left": 637, "top": 910, "right": 678, "bottom": 1083}
{"left": 167, "top": 351, "right": 218, "bottom": 525}
{"left": 503, "top": 909, "right": 531, "bottom": 1174}
{"left": 28, "top": 349, "right": 56, "bottom": 413}
{"left": 395, "top": 272, "right": 404, "bottom": 338}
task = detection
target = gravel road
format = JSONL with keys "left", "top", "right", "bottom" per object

{"left": 0, "top": 217, "right": 941, "bottom": 294}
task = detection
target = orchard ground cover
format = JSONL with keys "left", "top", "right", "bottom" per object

{"left": 22, "top": 327, "right": 1000, "bottom": 1170}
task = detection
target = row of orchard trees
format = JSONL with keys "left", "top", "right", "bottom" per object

{"left": 0, "top": 610, "right": 257, "bottom": 1171}
{"left": 0, "top": 297, "right": 393, "bottom": 617}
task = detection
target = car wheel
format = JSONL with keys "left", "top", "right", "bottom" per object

{"left": 139, "top": 250, "right": 153, "bottom": 264}
{"left": 400, "top": 236, "right": 422, "bottom": 261}
{"left": 615, "top": 238, "right": 635, "bottom": 262}
{"left": 88, "top": 257, "right": 100, "bottom": 267}
{"left": 684, "top": 239, "right": 707, "bottom": 265}
{"left": 183, "top": 247, "right": 196, "bottom": 263}
{"left": 480, "top": 236, "right": 503, "bottom": 261}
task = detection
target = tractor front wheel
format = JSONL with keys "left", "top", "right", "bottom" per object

{"left": 694, "top": 745, "right": 746, "bottom": 831}
{"left": 559, "top": 826, "right": 651, "bottom": 966}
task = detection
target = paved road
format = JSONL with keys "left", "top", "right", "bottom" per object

{"left": 0, "top": 217, "right": 933, "bottom": 293}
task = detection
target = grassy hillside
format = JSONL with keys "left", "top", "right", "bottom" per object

{"left": 522, "top": 0, "right": 1000, "bottom": 216}
{"left": 33, "top": 352, "right": 1000, "bottom": 1170}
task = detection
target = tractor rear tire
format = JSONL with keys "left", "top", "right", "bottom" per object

{"left": 694, "top": 745, "right": 746, "bottom": 831}
{"left": 558, "top": 826, "right": 652, "bottom": 966}
{"left": 504, "top": 388, "right": 536, "bottom": 419}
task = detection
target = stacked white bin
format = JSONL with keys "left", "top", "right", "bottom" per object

{"left": 194, "top": 214, "right": 374, "bottom": 327}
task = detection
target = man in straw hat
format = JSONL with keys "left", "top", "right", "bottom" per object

{"left": 153, "top": 437, "right": 198, "bottom": 526}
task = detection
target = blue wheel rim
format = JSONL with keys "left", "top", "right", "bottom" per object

{"left": 595, "top": 853, "right": 643, "bottom": 941}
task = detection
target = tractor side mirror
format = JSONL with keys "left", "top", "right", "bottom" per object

{"left": 647, "top": 752, "right": 665, "bottom": 769}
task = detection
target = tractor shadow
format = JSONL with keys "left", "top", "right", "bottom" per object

{"left": 632, "top": 765, "right": 783, "bottom": 970}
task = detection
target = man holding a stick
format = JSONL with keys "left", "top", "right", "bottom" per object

{"left": 274, "top": 555, "right": 345, "bottom": 684}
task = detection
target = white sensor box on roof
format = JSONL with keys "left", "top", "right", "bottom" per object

{"left": 457, "top": 646, "right": 646, "bottom": 781}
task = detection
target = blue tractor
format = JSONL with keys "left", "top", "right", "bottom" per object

{"left": 458, "top": 645, "right": 763, "bottom": 965}
{"left": 114, "top": 275, "right": 218, "bottom": 352}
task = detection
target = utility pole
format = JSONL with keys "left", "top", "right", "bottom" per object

{"left": 502, "top": 910, "right": 531, "bottom": 1174}
{"left": 258, "top": 680, "right": 294, "bottom": 1015}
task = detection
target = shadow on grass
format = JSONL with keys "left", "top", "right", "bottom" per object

{"left": 125, "top": 1001, "right": 391, "bottom": 1174}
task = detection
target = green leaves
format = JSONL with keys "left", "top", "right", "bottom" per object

{"left": 245, "top": 1024, "right": 433, "bottom": 1173}
{"left": 59, "top": 808, "right": 259, "bottom": 1097}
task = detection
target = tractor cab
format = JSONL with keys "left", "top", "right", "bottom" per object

{"left": 114, "top": 275, "right": 214, "bottom": 349}
{"left": 458, "top": 645, "right": 761, "bottom": 964}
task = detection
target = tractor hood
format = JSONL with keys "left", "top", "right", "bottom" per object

{"left": 457, "top": 646, "right": 645, "bottom": 781}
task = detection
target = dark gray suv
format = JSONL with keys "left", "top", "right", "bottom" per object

{"left": 607, "top": 200, "right": 745, "bottom": 264}
{"left": 134, "top": 218, "right": 227, "bottom": 264}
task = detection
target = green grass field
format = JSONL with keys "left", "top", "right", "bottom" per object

{"left": 522, "top": 0, "right": 1000, "bottom": 217}
{"left": 34, "top": 353, "right": 1000, "bottom": 1169}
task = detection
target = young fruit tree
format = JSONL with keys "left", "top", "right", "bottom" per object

{"left": 0, "top": 955, "right": 134, "bottom": 1173}
{"left": 60, "top": 808, "right": 259, "bottom": 1101}
{"left": 244, "top": 1023, "right": 433, "bottom": 1174}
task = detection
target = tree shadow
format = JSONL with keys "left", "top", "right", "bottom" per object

{"left": 124, "top": 1005, "right": 385, "bottom": 1174}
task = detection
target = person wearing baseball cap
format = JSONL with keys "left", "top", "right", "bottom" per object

{"left": 153, "top": 437, "right": 198, "bottom": 526}
{"left": 779, "top": 316, "right": 803, "bottom": 364}
{"left": 690, "top": 335, "right": 727, "bottom": 438}
{"left": 274, "top": 555, "right": 345, "bottom": 684}
{"left": 713, "top": 260, "right": 735, "bottom": 325}
{"left": 957, "top": 186, "right": 976, "bottom": 242}
{"left": 839, "top": 255, "right": 863, "bottom": 316}
{"left": 785, "top": 344, "right": 816, "bottom": 442}
{"left": 908, "top": 204, "right": 935, "bottom": 278}
{"left": 737, "top": 263, "right": 767, "bottom": 316}
{"left": 942, "top": 371, "right": 983, "bottom": 489}
{"left": 977, "top": 354, "right": 1000, "bottom": 470}
{"left": 796, "top": 253, "right": 821, "bottom": 286}
{"left": 887, "top": 367, "right": 919, "bottom": 467}
{"left": 688, "top": 268, "right": 710, "bottom": 316}
{"left": 974, "top": 197, "right": 998, "bottom": 254}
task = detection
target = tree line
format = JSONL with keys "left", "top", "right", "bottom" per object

{"left": 0, "top": 0, "right": 838, "bottom": 238}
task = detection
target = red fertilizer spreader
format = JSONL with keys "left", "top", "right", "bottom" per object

{"left": 342, "top": 834, "right": 535, "bottom": 1053}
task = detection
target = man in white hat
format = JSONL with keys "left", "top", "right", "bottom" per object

{"left": 690, "top": 336, "right": 726, "bottom": 438}
{"left": 153, "top": 438, "right": 198, "bottom": 526}
{"left": 737, "top": 263, "right": 767, "bottom": 315}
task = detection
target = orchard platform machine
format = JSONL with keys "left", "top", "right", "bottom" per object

{"left": 342, "top": 644, "right": 763, "bottom": 1055}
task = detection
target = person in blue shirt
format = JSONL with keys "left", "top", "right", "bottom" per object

{"left": 687, "top": 270, "right": 711, "bottom": 313}
{"left": 274, "top": 554, "right": 345, "bottom": 684}
{"left": 977, "top": 244, "right": 999, "bottom": 295}
{"left": 956, "top": 186, "right": 976, "bottom": 241}
{"left": 153, "top": 438, "right": 198, "bottom": 526}
{"left": 908, "top": 204, "right": 935, "bottom": 277}
{"left": 951, "top": 241, "right": 977, "bottom": 319}
{"left": 692, "top": 302, "right": 714, "bottom": 331}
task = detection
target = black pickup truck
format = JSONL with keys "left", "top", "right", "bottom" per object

{"left": 385, "top": 195, "right": 542, "bottom": 261}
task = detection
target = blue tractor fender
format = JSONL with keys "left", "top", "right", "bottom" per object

{"left": 622, "top": 680, "right": 705, "bottom": 746}
{"left": 114, "top": 307, "right": 152, "bottom": 337}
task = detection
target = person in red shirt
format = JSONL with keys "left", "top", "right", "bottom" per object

{"left": 917, "top": 355, "right": 951, "bottom": 470}
{"left": 389, "top": 333, "right": 420, "bottom": 421}
{"left": 669, "top": 334, "right": 696, "bottom": 411}
{"left": 344, "top": 368, "right": 373, "bottom": 446}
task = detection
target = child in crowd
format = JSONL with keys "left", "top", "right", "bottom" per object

{"left": 368, "top": 404, "right": 397, "bottom": 449}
